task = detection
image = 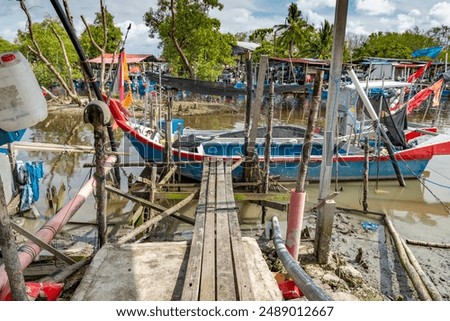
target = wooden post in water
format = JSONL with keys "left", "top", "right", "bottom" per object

{"left": 244, "top": 51, "right": 253, "bottom": 151}
{"left": 286, "top": 70, "right": 324, "bottom": 259}
{"left": 84, "top": 100, "right": 111, "bottom": 248}
{"left": 363, "top": 137, "right": 369, "bottom": 212}
{"left": 315, "top": 0, "right": 348, "bottom": 264}
{"left": 261, "top": 79, "right": 275, "bottom": 224}
{"left": 246, "top": 55, "right": 269, "bottom": 182}
{"left": 0, "top": 181, "right": 28, "bottom": 300}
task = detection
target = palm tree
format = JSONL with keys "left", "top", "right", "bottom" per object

{"left": 278, "top": 3, "right": 313, "bottom": 57}
{"left": 305, "top": 19, "right": 333, "bottom": 59}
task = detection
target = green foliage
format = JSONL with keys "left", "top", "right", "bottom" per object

{"left": 352, "top": 31, "right": 438, "bottom": 60}
{"left": 277, "top": 3, "right": 314, "bottom": 57}
{"left": 16, "top": 18, "right": 83, "bottom": 87}
{"left": 0, "top": 37, "right": 19, "bottom": 52}
{"left": 80, "top": 9, "right": 123, "bottom": 58}
{"left": 305, "top": 20, "right": 333, "bottom": 59}
{"left": 144, "top": 0, "right": 235, "bottom": 80}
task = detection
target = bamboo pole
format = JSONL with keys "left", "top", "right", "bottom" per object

{"left": 11, "top": 141, "right": 129, "bottom": 155}
{"left": 384, "top": 215, "right": 432, "bottom": 300}
{"left": 400, "top": 238, "right": 443, "bottom": 301}
{"left": 406, "top": 239, "right": 450, "bottom": 249}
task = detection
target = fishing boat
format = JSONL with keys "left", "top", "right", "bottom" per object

{"left": 106, "top": 89, "right": 450, "bottom": 183}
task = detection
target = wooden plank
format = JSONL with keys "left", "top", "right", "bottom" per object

{"left": 11, "top": 222, "right": 76, "bottom": 265}
{"left": 215, "top": 160, "right": 236, "bottom": 300}
{"left": 199, "top": 159, "right": 217, "bottom": 300}
{"left": 181, "top": 160, "right": 209, "bottom": 300}
{"left": 225, "top": 162, "right": 255, "bottom": 300}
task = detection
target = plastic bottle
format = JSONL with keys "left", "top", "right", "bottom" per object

{"left": 0, "top": 51, "right": 47, "bottom": 131}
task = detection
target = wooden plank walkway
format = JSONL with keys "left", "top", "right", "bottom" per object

{"left": 182, "top": 159, "right": 255, "bottom": 301}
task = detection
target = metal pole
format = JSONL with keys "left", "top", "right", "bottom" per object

{"left": 315, "top": 0, "right": 348, "bottom": 264}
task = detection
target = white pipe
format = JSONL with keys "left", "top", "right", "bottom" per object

{"left": 347, "top": 68, "right": 379, "bottom": 121}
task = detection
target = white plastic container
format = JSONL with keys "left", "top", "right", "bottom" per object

{"left": 0, "top": 51, "right": 47, "bottom": 131}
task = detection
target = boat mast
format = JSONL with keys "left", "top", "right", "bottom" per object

{"left": 314, "top": 0, "right": 348, "bottom": 264}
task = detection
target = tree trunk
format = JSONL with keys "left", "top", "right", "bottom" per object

{"left": 20, "top": 1, "right": 81, "bottom": 105}
{"left": 170, "top": 0, "right": 196, "bottom": 79}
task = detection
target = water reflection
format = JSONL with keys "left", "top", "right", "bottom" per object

{"left": 24, "top": 112, "right": 93, "bottom": 182}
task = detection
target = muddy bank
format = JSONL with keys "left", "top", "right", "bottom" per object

{"left": 46, "top": 98, "right": 239, "bottom": 117}
{"left": 253, "top": 208, "right": 449, "bottom": 301}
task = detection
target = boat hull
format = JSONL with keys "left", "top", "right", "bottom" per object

{"left": 125, "top": 132, "right": 435, "bottom": 182}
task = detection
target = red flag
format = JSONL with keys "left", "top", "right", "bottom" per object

{"left": 406, "top": 78, "right": 444, "bottom": 114}
{"left": 407, "top": 60, "right": 432, "bottom": 83}
{"left": 431, "top": 78, "right": 444, "bottom": 107}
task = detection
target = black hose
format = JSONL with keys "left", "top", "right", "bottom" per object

{"left": 271, "top": 216, "right": 333, "bottom": 301}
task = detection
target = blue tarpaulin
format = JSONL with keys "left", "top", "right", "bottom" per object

{"left": 411, "top": 46, "right": 443, "bottom": 59}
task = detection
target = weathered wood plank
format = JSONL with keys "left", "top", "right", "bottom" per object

{"left": 215, "top": 160, "right": 236, "bottom": 300}
{"left": 225, "top": 161, "right": 255, "bottom": 300}
{"left": 199, "top": 159, "right": 217, "bottom": 300}
{"left": 181, "top": 160, "right": 209, "bottom": 300}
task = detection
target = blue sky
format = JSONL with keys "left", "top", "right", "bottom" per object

{"left": 1, "top": 0, "right": 449, "bottom": 55}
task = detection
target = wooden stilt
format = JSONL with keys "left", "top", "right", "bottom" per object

{"left": 0, "top": 181, "right": 28, "bottom": 301}
{"left": 261, "top": 80, "right": 275, "bottom": 224}
{"left": 363, "top": 137, "right": 369, "bottom": 212}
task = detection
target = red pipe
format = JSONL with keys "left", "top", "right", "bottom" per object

{"left": 0, "top": 155, "right": 117, "bottom": 300}
{"left": 285, "top": 190, "right": 306, "bottom": 260}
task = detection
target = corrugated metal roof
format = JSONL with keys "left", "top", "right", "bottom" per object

{"left": 88, "top": 53, "right": 161, "bottom": 64}
{"left": 269, "top": 57, "right": 330, "bottom": 65}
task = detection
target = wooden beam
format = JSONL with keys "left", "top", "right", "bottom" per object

{"left": 11, "top": 222, "right": 76, "bottom": 265}
{"left": 105, "top": 185, "right": 194, "bottom": 225}
{"left": 153, "top": 191, "right": 290, "bottom": 202}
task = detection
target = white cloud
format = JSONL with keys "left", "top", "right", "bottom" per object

{"left": 296, "top": 0, "right": 335, "bottom": 11}
{"left": 347, "top": 19, "right": 370, "bottom": 35}
{"left": 396, "top": 14, "right": 417, "bottom": 32}
{"left": 356, "top": 0, "right": 396, "bottom": 16}
{"left": 211, "top": 7, "right": 283, "bottom": 34}
{"left": 117, "top": 21, "right": 159, "bottom": 54}
{"left": 429, "top": 2, "right": 450, "bottom": 26}
{"left": 303, "top": 10, "right": 328, "bottom": 28}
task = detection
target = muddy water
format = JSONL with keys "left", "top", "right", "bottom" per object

{"left": 15, "top": 106, "right": 450, "bottom": 247}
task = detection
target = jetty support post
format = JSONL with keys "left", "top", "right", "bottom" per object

{"left": 261, "top": 79, "right": 275, "bottom": 224}
{"left": 246, "top": 55, "right": 269, "bottom": 182}
{"left": 287, "top": 70, "right": 324, "bottom": 260}
{"left": 84, "top": 100, "right": 111, "bottom": 248}
{"left": 315, "top": 0, "right": 348, "bottom": 264}
{"left": 0, "top": 181, "right": 28, "bottom": 300}
{"left": 244, "top": 51, "right": 253, "bottom": 150}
